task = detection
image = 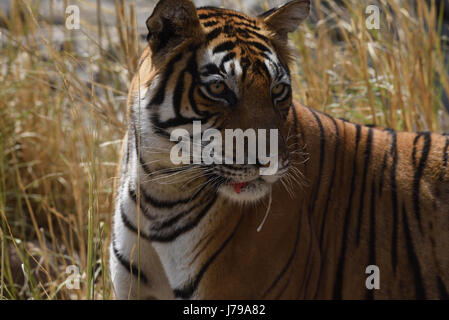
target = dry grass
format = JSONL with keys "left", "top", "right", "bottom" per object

{"left": 293, "top": 0, "right": 449, "bottom": 131}
{"left": 1, "top": 0, "right": 448, "bottom": 300}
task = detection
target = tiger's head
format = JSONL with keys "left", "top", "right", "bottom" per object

{"left": 132, "top": 0, "right": 310, "bottom": 203}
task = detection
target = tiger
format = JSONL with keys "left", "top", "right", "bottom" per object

{"left": 109, "top": 0, "right": 449, "bottom": 300}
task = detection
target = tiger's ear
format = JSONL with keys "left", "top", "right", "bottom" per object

{"left": 259, "top": 0, "right": 310, "bottom": 41}
{"left": 146, "top": 0, "right": 202, "bottom": 56}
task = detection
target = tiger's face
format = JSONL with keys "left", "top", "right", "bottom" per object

{"left": 137, "top": 0, "right": 310, "bottom": 203}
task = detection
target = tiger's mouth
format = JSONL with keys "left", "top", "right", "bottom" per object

{"left": 218, "top": 176, "right": 272, "bottom": 203}
{"left": 231, "top": 182, "right": 248, "bottom": 194}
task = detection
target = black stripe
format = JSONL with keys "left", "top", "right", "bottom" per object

{"left": 173, "top": 214, "right": 244, "bottom": 299}
{"left": 378, "top": 152, "right": 388, "bottom": 196}
{"left": 236, "top": 27, "right": 269, "bottom": 42}
{"left": 202, "top": 20, "right": 219, "bottom": 27}
{"left": 298, "top": 215, "right": 317, "bottom": 298}
{"left": 186, "top": 52, "right": 211, "bottom": 118}
{"left": 313, "top": 115, "right": 340, "bottom": 299}
{"left": 213, "top": 41, "right": 236, "bottom": 54}
{"left": 149, "top": 194, "right": 215, "bottom": 232}
{"left": 253, "top": 60, "right": 271, "bottom": 79}
{"left": 172, "top": 62, "right": 186, "bottom": 118}
{"left": 246, "top": 41, "right": 271, "bottom": 53}
{"left": 246, "top": 45, "right": 270, "bottom": 61}
{"left": 222, "top": 24, "right": 235, "bottom": 37}
{"left": 200, "top": 64, "right": 221, "bottom": 77}
{"left": 412, "top": 132, "right": 432, "bottom": 233}
{"left": 172, "top": 48, "right": 209, "bottom": 119}
{"left": 152, "top": 100, "right": 208, "bottom": 130}
{"left": 189, "top": 232, "right": 217, "bottom": 266}
{"left": 174, "top": 47, "right": 201, "bottom": 118}
{"left": 128, "top": 188, "right": 157, "bottom": 220}
{"left": 441, "top": 136, "right": 449, "bottom": 180}
{"left": 125, "top": 140, "right": 130, "bottom": 168}
{"left": 129, "top": 187, "right": 218, "bottom": 243}
{"left": 134, "top": 126, "right": 209, "bottom": 210}
{"left": 202, "top": 18, "right": 262, "bottom": 31}
{"left": 308, "top": 108, "right": 325, "bottom": 215}
{"left": 129, "top": 177, "right": 209, "bottom": 211}
{"left": 149, "top": 53, "right": 183, "bottom": 106}
{"left": 120, "top": 203, "right": 152, "bottom": 241}
{"left": 333, "top": 123, "right": 362, "bottom": 299}
{"left": 443, "top": 136, "right": 449, "bottom": 166}
{"left": 151, "top": 113, "right": 206, "bottom": 131}
{"left": 387, "top": 130, "right": 399, "bottom": 274}
{"left": 205, "top": 27, "right": 222, "bottom": 43}
{"left": 229, "top": 26, "right": 251, "bottom": 39}
{"left": 198, "top": 11, "right": 259, "bottom": 29}
{"left": 137, "top": 145, "right": 152, "bottom": 176}
{"left": 149, "top": 119, "right": 171, "bottom": 138}
{"left": 198, "top": 11, "right": 256, "bottom": 24}
{"left": 133, "top": 124, "right": 160, "bottom": 182}
{"left": 197, "top": 87, "right": 216, "bottom": 101}
{"left": 240, "top": 57, "right": 251, "bottom": 82}
{"left": 149, "top": 195, "right": 217, "bottom": 243}
{"left": 274, "top": 270, "right": 294, "bottom": 299}
{"left": 302, "top": 108, "right": 325, "bottom": 297}
{"left": 219, "top": 52, "right": 236, "bottom": 73}
{"left": 402, "top": 206, "right": 426, "bottom": 299}
{"left": 150, "top": 48, "right": 212, "bottom": 132}
{"left": 232, "top": 21, "right": 262, "bottom": 31}
{"left": 112, "top": 238, "right": 148, "bottom": 284}
{"left": 319, "top": 116, "right": 339, "bottom": 246}
{"left": 356, "top": 127, "right": 374, "bottom": 244}
{"left": 273, "top": 63, "right": 282, "bottom": 81}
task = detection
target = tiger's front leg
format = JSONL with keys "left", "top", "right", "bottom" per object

{"left": 109, "top": 193, "right": 173, "bottom": 300}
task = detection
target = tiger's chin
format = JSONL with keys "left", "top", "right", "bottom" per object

{"left": 218, "top": 177, "right": 272, "bottom": 203}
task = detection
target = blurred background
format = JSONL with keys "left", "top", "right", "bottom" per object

{"left": 1, "top": 0, "right": 449, "bottom": 299}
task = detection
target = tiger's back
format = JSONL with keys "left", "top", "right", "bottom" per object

{"left": 288, "top": 106, "right": 449, "bottom": 299}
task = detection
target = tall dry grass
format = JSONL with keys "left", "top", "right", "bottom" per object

{"left": 0, "top": 0, "right": 141, "bottom": 299}
{"left": 0, "top": 0, "right": 448, "bottom": 300}
{"left": 293, "top": 0, "right": 449, "bottom": 131}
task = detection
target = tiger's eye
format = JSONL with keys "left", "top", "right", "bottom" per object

{"left": 209, "top": 82, "right": 226, "bottom": 95}
{"left": 272, "top": 83, "right": 285, "bottom": 96}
